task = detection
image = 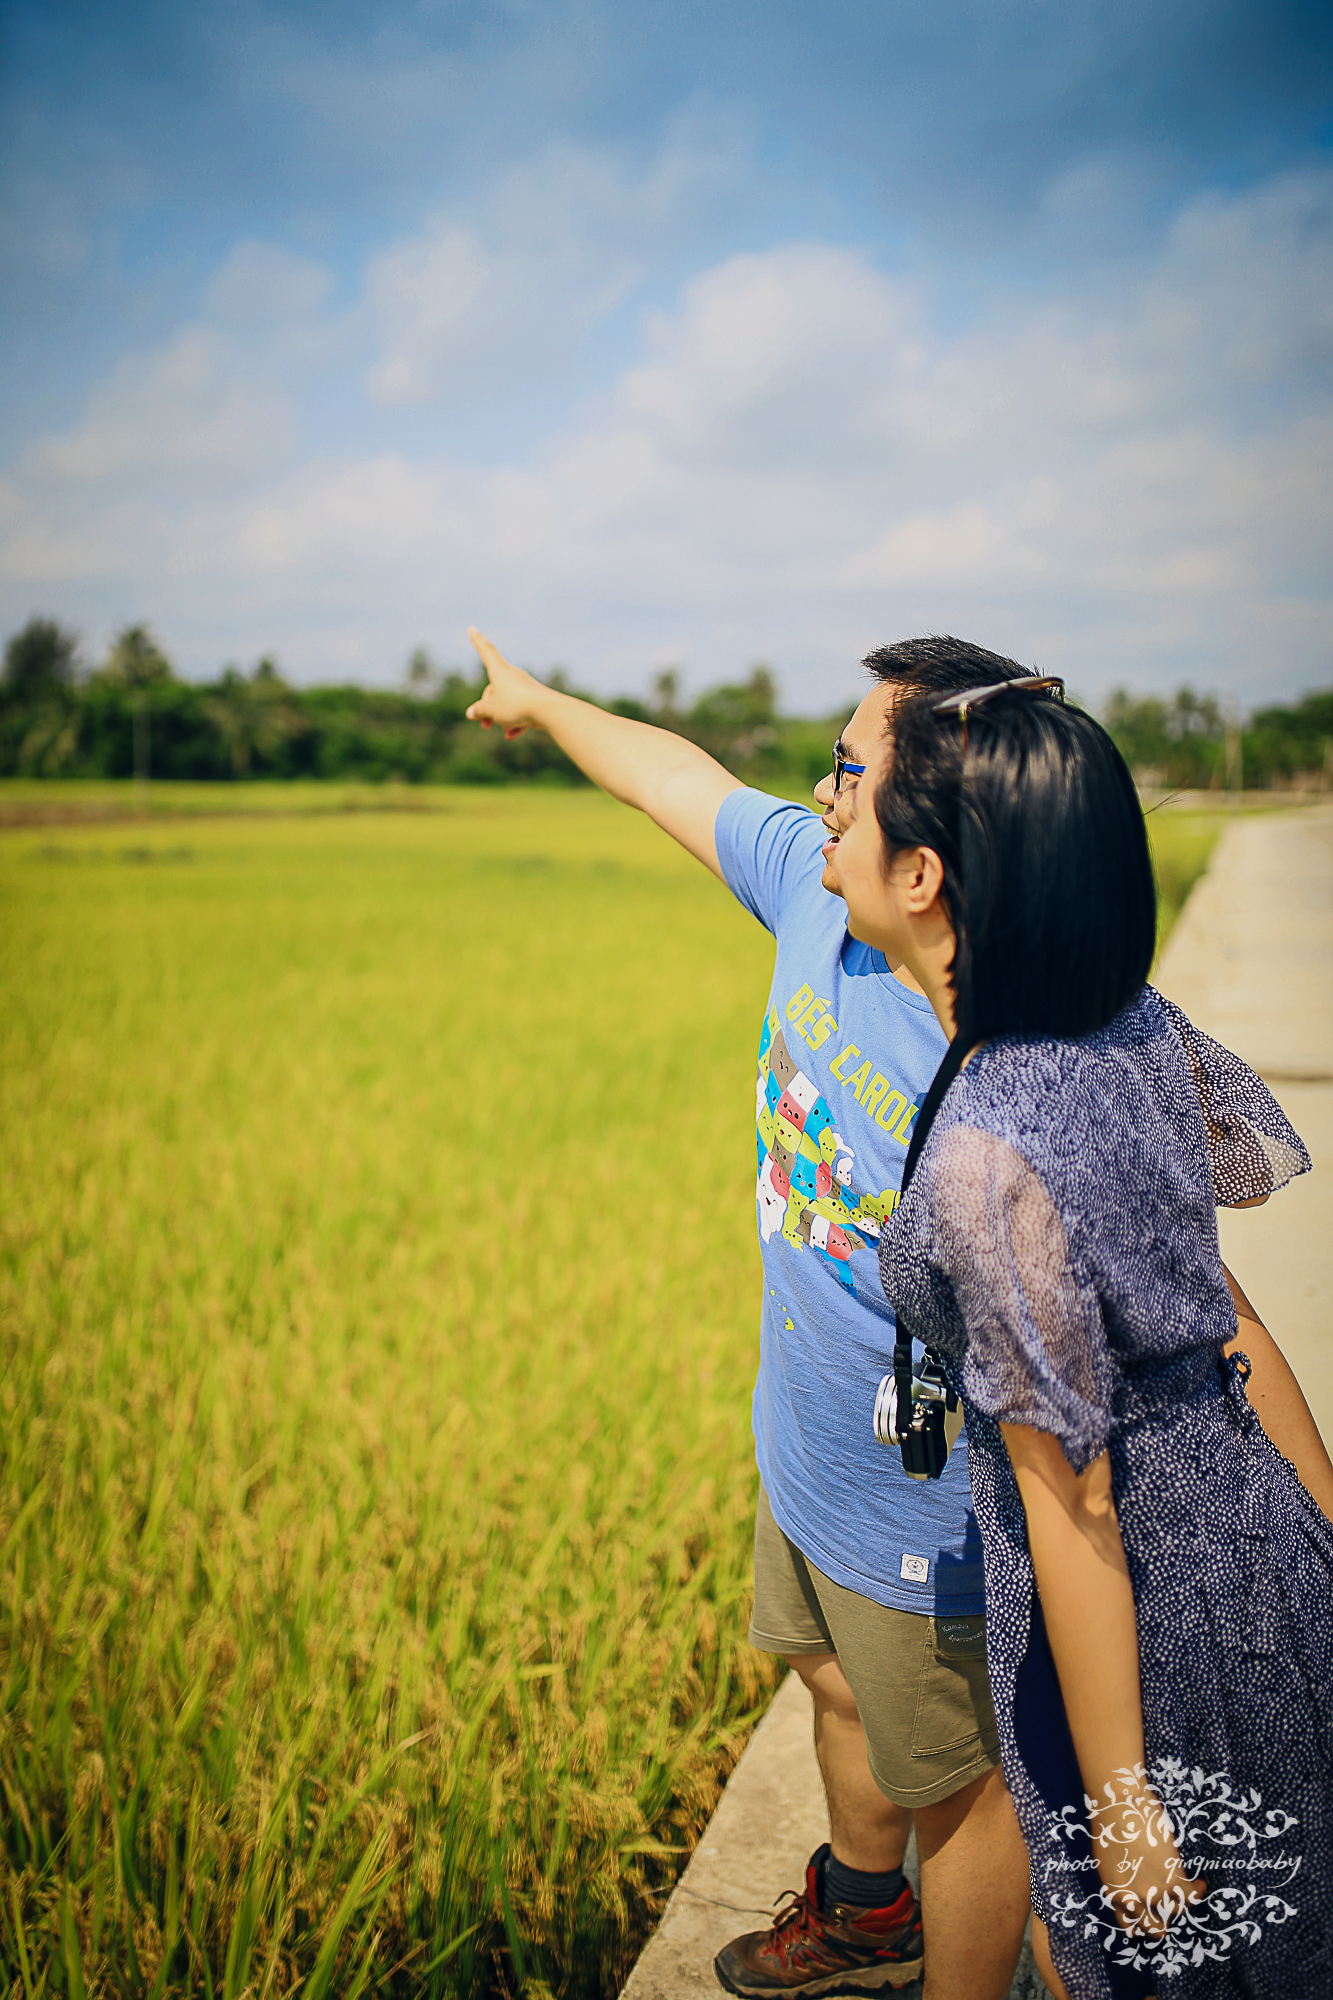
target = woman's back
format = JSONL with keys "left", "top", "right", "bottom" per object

{"left": 880, "top": 987, "right": 1331, "bottom": 1998}
{"left": 884, "top": 985, "right": 1309, "bottom": 1470}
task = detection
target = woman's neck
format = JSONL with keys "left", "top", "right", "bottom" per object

{"left": 905, "top": 939, "right": 958, "bottom": 1042}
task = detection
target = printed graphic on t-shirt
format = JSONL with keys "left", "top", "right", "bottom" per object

{"left": 755, "top": 990, "right": 921, "bottom": 1295}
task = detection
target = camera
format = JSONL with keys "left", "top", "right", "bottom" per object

{"left": 873, "top": 1339, "right": 963, "bottom": 1481}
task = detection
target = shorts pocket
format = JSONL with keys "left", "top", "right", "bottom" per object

{"left": 934, "top": 1613, "right": 988, "bottom": 1661}
{"left": 910, "top": 1615, "right": 994, "bottom": 1758}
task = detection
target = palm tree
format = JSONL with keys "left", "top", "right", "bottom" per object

{"left": 205, "top": 659, "right": 297, "bottom": 776}
{"left": 103, "top": 624, "right": 173, "bottom": 690}
{"left": 2, "top": 618, "right": 83, "bottom": 774}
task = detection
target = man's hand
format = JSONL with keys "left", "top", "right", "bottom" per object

{"left": 461, "top": 623, "right": 741, "bottom": 877}
{"left": 466, "top": 628, "right": 551, "bottom": 740}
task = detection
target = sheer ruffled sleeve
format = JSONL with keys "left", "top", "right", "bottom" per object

{"left": 925, "top": 1124, "right": 1115, "bottom": 1472}
{"left": 1149, "top": 988, "right": 1311, "bottom": 1204}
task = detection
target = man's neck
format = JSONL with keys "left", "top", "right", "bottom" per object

{"left": 887, "top": 956, "right": 926, "bottom": 996}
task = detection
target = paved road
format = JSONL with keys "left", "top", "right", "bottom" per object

{"left": 1155, "top": 802, "right": 1333, "bottom": 1438}
{"left": 624, "top": 802, "right": 1332, "bottom": 2000}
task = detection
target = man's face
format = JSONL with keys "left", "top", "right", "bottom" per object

{"left": 813, "top": 679, "right": 898, "bottom": 897}
{"left": 824, "top": 734, "right": 917, "bottom": 960}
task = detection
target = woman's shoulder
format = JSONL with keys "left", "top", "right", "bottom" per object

{"left": 963, "top": 988, "right": 1170, "bottom": 1083}
{"left": 955, "top": 989, "right": 1144, "bottom": 1088}
{"left": 942, "top": 990, "right": 1181, "bottom": 1160}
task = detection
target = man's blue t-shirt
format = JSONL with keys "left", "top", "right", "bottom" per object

{"left": 716, "top": 787, "right": 984, "bottom": 1616}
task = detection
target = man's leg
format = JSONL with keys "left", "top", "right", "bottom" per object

{"left": 716, "top": 1495, "right": 925, "bottom": 1993}
{"left": 784, "top": 1650, "right": 912, "bottom": 1873}
{"left": 912, "top": 1765, "right": 1029, "bottom": 2000}
{"left": 793, "top": 1567, "right": 1029, "bottom": 2000}
{"left": 789, "top": 1650, "right": 1028, "bottom": 2000}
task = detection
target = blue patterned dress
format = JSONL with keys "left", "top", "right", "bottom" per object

{"left": 880, "top": 986, "right": 1332, "bottom": 1999}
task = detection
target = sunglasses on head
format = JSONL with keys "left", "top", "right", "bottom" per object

{"left": 930, "top": 675, "right": 1065, "bottom": 748}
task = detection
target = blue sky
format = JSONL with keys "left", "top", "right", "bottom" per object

{"left": 2, "top": 0, "right": 1330, "bottom": 708}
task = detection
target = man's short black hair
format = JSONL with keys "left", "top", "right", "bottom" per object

{"left": 862, "top": 637, "right": 1035, "bottom": 706}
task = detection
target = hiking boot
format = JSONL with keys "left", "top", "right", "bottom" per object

{"left": 714, "top": 1845, "right": 924, "bottom": 1996}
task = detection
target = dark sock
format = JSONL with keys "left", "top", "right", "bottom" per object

{"left": 823, "top": 1850, "right": 907, "bottom": 1911}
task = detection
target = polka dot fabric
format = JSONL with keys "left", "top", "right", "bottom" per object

{"left": 880, "top": 986, "right": 1332, "bottom": 1999}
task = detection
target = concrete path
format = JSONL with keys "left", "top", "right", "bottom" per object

{"left": 622, "top": 1675, "right": 837, "bottom": 2000}
{"left": 1154, "top": 802, "right": 1333, "bottom": 1437}
{"left": 624, "top": 802, "right": 1331, "bottom": 2000}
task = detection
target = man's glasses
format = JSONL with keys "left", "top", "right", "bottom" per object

{"left": 832, "top": 741, "right": 866, "bottom": 795}
{"left": 930, "top": 675, "right": 1065, "bottom": 748}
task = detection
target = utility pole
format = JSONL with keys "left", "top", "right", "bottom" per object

{"left": 134, "top": 692, "right": 150, "bottom": 812}
{"left": 1221, "top": 701, "right": 1243, "bottom": 805}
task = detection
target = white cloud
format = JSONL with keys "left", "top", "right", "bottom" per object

{"left": 2, "top": 169, "right": 1331, "bottom": 703}
{"left": 618, "top": 246, "right": 925, "bottom": 469}
{"left": 206, "top": 241, "right": 334, "bottom": 325}
{"left": 363, "top": 130, "right": 755, "bottom": 404}
{"left": 227, "top": 458, "right": 457, "bottom": 574}
{"left": 24, "top": 326, "right": 295, "bottom": 482}
{"left": 467, "top": 183, "right": 1333, "bottom": 636}
{"left": 0, "top": 512, "right": 130, "bottom": 587}
{"left": 18, "top": 238, "right": 338, "bottom": 494}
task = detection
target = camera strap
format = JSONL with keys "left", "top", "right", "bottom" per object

{"left": 900, "top": 1030, "right": 971, "bottom": 1196}
{"left": 893, "top": 1031, "right": 971, "bottom": 1431}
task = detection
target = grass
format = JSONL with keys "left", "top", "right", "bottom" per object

{"left": 1, "top": 782, "right": 1234, "bottom": 1997}
{"left": 0, "top": 779, "right": 465, "bottom": 824}
{"left": 1, "top": 790, "right": 785, "bottom": 1998}
{"left": 1145, "top": 805, "right": 1236, "bottom": 954}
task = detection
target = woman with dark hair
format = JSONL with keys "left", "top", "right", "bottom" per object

{"left": 825, "top": 681, "right": 1333, "bottom": 2000}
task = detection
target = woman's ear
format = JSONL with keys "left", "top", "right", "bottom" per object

{"left": 902, "top": 846, "right": 946, "bottom": 914}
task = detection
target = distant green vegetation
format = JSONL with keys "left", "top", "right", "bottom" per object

{"left": 10, "top": 611, "right": 1329, "bottom": 796}
{"left": 1105, "top": 684, "right": 1333, "bottom": 792}
{"left": 0, "top": 618, "right": 847, "bottom": 792}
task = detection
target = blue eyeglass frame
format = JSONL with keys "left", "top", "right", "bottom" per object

{"left": 832, "top": 740, "right": 866, "bottom": 794}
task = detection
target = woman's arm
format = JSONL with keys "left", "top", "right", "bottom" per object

{"left": 1000, "top": 1422, "right": 1201, "bottom": 1930}
{"left": 1222, "top": 1263, "right": 1333, "bottom": 1521}
{"left": 999, "top": 1424, "right": 1144, "bottom": 1781}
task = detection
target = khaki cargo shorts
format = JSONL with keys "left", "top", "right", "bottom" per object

{"left": 749, "top": 1485, "right": 1001, "bottom": 1808}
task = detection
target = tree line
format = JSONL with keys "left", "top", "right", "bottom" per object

{"left": 1103, "top": 684, "right": 1333, "bottom": 792}
{"left": 2, "top": 615, "right": 1330, "bottom": 792}
{"left": 0, "top": 618, "right": 840, "bottom": 788}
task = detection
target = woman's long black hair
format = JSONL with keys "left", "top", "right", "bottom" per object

{"left": 875, "top": 690, "right": 1157, "bottom": 1048}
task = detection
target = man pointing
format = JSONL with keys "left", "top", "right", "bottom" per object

{"left": 466, "top": 628, "right": 1031, "bottom": 2000}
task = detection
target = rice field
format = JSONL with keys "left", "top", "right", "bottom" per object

{"left": 0, "top": 784, "right": 1224, "bottom": 1998}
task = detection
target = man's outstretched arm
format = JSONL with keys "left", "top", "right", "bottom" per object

{"left": 465, "top": 628, "right": 742, "bottom": 879}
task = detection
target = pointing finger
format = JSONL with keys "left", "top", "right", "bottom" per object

{"left": 468, "top": 626, "right": 508, "bottom": 677}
